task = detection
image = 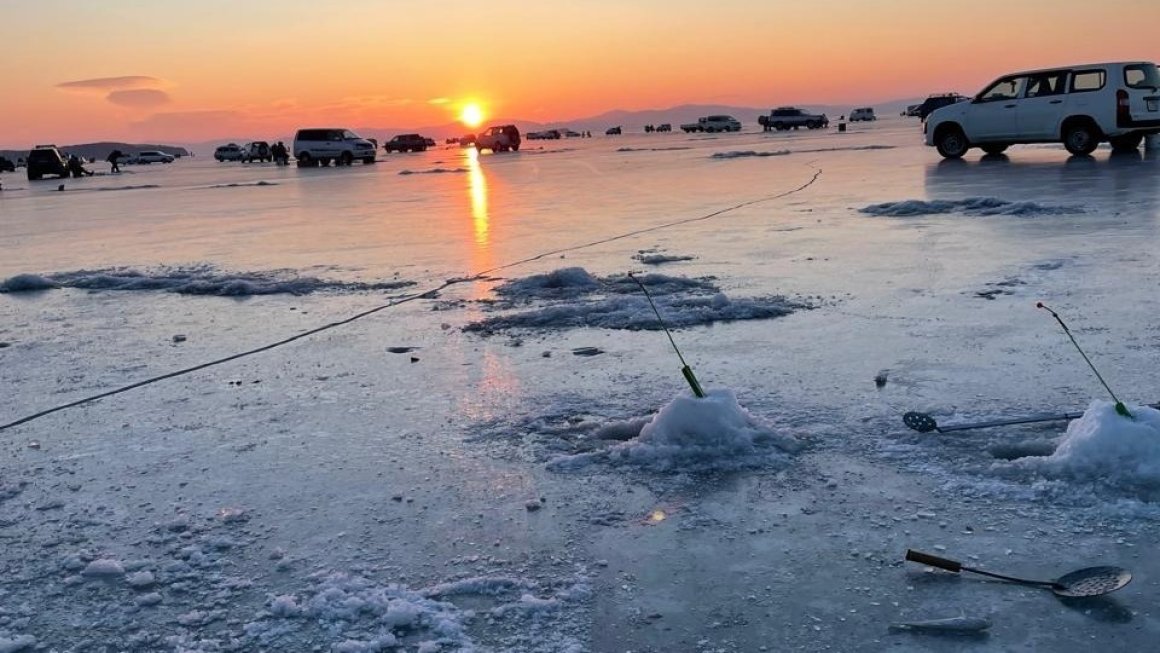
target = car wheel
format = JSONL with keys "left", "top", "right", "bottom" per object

{"left": 1063, "top": 122, "right": 1099, "bottom": 156}
{"left": 297, "top": 153, "right": 312, "bottom": 168}
{"left": 511, "top": 144, "right": 520, "bottom": 152}
{"left": 981, "top": 144, "right": 1008, "bottom": 155}
{"left": 341, "top": 152, "right": 353, "bottom": 166}
{"left": 935, "top": 126, "right": 969, "bottom": 159}
{"left": 1109, "top": 134, "right": 1143, "bottom": 152}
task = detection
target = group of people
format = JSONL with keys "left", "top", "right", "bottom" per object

{"left": 270, "top": 141, "right": 290, "bottom": 165}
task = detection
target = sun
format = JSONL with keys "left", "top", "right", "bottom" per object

{"left": 461, "top": 103, "right": 485, "bottom": 129}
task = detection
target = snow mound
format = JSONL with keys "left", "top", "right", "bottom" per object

{"left": 494, "top": 267, "right": 602, "bottom": 298}
{"left": 710, "top": 150, "right": 791, "bottom": 159}
{"left": 860, "top": 197, "right": 1084, "bottom": 217}
{"left": 208, "top": 181, "right": 277, "bottom": 188}
{"left": 616, "top": 146, "right": 692, "bottom": 152}
{"left": 467, "top": 292, "right": 802, "bottom": 333}
{"left": 398, "top": 168, "right": 468, "bottom": 175}
{"left": 1, "top": 266, "right": 414, "bottom": 296}
{"left": 94, "top": 184, "right": 160, "bottom": 192}
{"left": 240, "top": 571, "right": 589, "bottom": 652}
{"left": 550, "top": 389, "right": 800, "bottom": 472}
{"left": 0, "top": 274, "right": 59, "bottom": 293}
{"left": 633, "top": 251, "right": 695, "bottom": 265}
{"left": 1010, "top": 401, "right": 1160, "bottom": 488}
{"left": 471, "top": 268, "right": 804, "bottom": 333}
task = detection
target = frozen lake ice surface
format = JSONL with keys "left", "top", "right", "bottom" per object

{"left": 2, "top": 119, "right": 1160, "bottom": 651}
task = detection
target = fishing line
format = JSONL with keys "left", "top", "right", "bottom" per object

{"left": 1, "top": 166, "right": 822, "bottom": 432}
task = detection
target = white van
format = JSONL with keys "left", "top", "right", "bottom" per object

{"left": 849, "top": 108, "right": 877, "bottom": 122}
{"left": 292, "top": 128, "right": 377, "bottom": 167}
{"left": 925, "top": 61, "right": 1160, "bottom": 158}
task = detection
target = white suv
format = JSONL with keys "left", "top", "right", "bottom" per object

{"left": 135, "top": 150, "right": 175, "bottom": 164}
{"left": 292, "top": 128, "right": 377, "bottom": 167}
{"left": 926, "top": 61, "right": 1160, "bottom": 158}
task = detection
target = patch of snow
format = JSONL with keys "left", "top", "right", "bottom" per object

{"left": 633, "top": 252, "right": 696, "bottom": 265}
{"left": 1, "top": 266, "right": 414, "bottom": 296}
{"left": 126, "top": 570, "right": 156, "bottom": 588}
{"left": 859, "top": 197, "right": 1084, "bottom": 217}
{"left": 208, "top": 181, "right": 277, "bottom": 188}
{"left": 616, "top": 146, "right": 692, "bottom": 152}
{"left": 398, "top": 168, "right": 468, "bottom": 175}
{"left": 710, "top": 150, "right": 791, "bottom": 159}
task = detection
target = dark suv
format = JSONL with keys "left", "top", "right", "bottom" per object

{"left": 0, "top": 156, "right": 14, "bottom": 173}
{"left": 384, "top": 134, "right": 428, "bottom": 153}
{"left": 918, "top": 94, "right": 968, "bottom": 121}
{"left": 26, "top": 146, "right": 69, "bottom": 181}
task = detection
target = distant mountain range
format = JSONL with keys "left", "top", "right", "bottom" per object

{"left": 1, "top": 98, "right": 929, "bottom": 158}
{"left": 0, "top": 141, "right": 191, "bottom": 163}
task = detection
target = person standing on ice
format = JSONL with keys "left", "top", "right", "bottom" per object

{"left": 106, "top": 149, "right": 123, "bottom": 173}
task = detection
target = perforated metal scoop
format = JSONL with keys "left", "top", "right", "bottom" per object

{"left": 906, "top": 549, "right": 1131, "bottom": 598}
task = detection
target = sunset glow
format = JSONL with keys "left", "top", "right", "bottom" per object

{"left": 461, "top": 104, "right": 485, "bottom": 130}
{"left": 0, "top": 0, "right": 1157, "bottom": 146}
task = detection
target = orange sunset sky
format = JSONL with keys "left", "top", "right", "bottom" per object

{"left": 2, "top": 0, "right": 1157, "bottom": 146}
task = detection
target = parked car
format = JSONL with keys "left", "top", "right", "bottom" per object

{"left": 917, "top": 94, "right": 969, "bottom": 121}
{"left": 0, "top": 156, "right": 14, "bottom": 173}
{"left": 680, "top": 115, "right": 742, "bottom": 133}
{"left": 292, "top": 128, "right": 378, "bottom": 166}
{"left": 656, "top": 123, "right": 672, "bottom": 132}
{"left": 424, "top": 137, "right": 436, "bottom": 147}
{"left": 606, "top": 126, "right": 622, "bottom": 135}
{"left": 215, "top": 143, "right": 245, "bottom": 162}
{"left": 926, "top": 61, "right": 1160, "bottom": 158}
{"left": 849, "top": 108, "right": 877, "bottom": 122}
{"left": 384, "top": 134, "right": 428, "bottom": 153}
{"left": 527, "top": 129, "right": 562, "bottom": 140}
{"left": 758, "top": 107, "right": 829, "bottom": 131}
{"left": 475, "top": 125, "right": 521, "bottom": 152}
{"left": 25, "top": 146, "right": 69, "bottom": 181}
{"left": 244, "top": 141, "right": 271, "bottom": 162}
{"left": 135, "top": 150, "right": 175, "bottom": 164}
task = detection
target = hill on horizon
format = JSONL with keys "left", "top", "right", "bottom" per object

{"left": 0, "top": 142, "right": 191, "bottom": 163}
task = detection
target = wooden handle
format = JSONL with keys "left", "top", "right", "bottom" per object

{"left": 905, "top": 549, "right": 962, "bottom": 573}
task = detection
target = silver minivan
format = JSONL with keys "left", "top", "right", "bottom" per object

{"left": 292, "top": 128, "right": 377, "bottom": 167}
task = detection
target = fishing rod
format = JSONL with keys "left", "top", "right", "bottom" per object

{"left": 628, "top": 272, "right": 706, "bottom": 398}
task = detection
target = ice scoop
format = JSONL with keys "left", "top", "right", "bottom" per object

{"left": 905, "top": 549, "right": 1131, "bottom": 598}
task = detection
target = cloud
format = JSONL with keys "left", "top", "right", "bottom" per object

{"left": 428, "top": 97, "right": 451, "bottom": 105}
{"left": 57, "top": 76, "right": 165, "bottom": 92}
{"left": 106, "top": 89, "right": 171, "bottom": 108}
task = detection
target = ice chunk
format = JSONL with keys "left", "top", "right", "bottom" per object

{"left": 81, "top": 559, "right": 125, "bottom": 578}
{"left": 0, "top": 274, "right": 58, "bottom": 293}
{"left": 859, "top": 197, "right": 1083, "bottom": 217}
{"left": 0, "top": 635, "right": 36, "bottom": 653}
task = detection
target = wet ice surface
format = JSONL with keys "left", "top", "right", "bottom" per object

{"left": 2, "top": 122, "right": 1160, "bottom": 651}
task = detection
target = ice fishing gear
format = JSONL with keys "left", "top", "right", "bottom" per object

{"left": 1037, "top": 302, "right": 1132, "bottom": 419}
{"left": 905, "top": 549, "right": 1132, "bottom": 598}
{"left": 628, "top": 272, "right": 705, "bottom": 398}
{"left": 902, "top": 403, "right": 1160, "bottom": 433}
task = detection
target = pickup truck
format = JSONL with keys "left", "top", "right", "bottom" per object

{"left": 758, "top": 107, "right": 829, "bottom": 131}
{"left": 680, "top": 115, "right": 742, "bottom": 133}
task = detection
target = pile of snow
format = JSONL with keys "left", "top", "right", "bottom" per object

{"left": 398, "top": 168, "right": 468, "bottom": 175}
{"left": 550, "top": 389, "right": 800, "bottom": 472}
{"left": 860, "top": 197, "right": 1084, "bottom": 217}
{"left": 1010, "top": 401, "right": 1160, "bottom": 488}
{"left": 0, "top": 266, "right": 414, "bottom": 296}
{"left": 710, "top": 150, "right": 790, "bottom": 160}
{"left": 493, "top": 267, "right": 603, "bottom": 299}
{"left": 797, "top": 145, "right": 896, "bottom": 154}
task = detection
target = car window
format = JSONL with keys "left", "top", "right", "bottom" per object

{"left": 1025, "top": 74, "right": 1065, "bottom": 98}
{"left": 1125, "top": 64, "right": 1160, "bottom": 89}
{"left": 1070, "top": 70, "right": 1106, "bottom": 93}
{"left": 341, "top": 130, "right": 359, "bottom": 140}
{"left": 977, "top": 77, "right": 1026, "bottom": 102}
